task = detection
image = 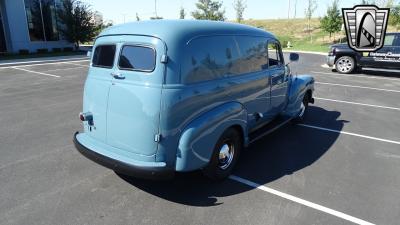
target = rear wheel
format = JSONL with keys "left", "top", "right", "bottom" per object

{"left": 335, "top": 56, "right": 356, "bottom": 74}
{"left": 203, "top": 128, "right": 242, "bottom": 181}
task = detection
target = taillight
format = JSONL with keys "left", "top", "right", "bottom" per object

{"left": 79, "top": 112, "right": 94, "bottom": 126}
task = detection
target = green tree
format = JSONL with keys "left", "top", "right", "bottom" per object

{"left": 321, "top": 0, "right": 342, "bottom": 38}
{"left": 57, "top": 0, "right": 97, "bottom": 50}
{"left": 389, "top": 5, "right": 400, "bottom": 31}
{"left": 191, "top": 0, "right": 226, "bottom": 21}
{"left": 233, "top": 0, "right": 246, "bottom": 23}
{"left": 180, "top": 7, "right": 186, "bottom": 19}
{"left": 304, "top": 0, "right": 317, "bottom": 42}
{"left": 376, "top": 0, "right": 394, "bottom": 7}
{"left": 360, "top": 0, "right": 376, "bottom": 4}
{"left": 94, "top": 20, "right": 113, "bottom": 37}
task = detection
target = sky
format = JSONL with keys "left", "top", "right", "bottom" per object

{"left": 83, "top": 0, "right": 361, "bottom": 25}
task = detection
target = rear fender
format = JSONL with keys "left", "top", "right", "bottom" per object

{"left": 175, "top": 102, "right": 247, "bottom": 172}
{"left": 283, "top": 75, "right": 315, "bottom": 118}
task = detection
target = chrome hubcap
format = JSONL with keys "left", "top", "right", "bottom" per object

{"left": 336, "top": 57, "right": 353, "bottom": 73}
{"left": 218, "top": 142, "right": 234, "bottom": 170}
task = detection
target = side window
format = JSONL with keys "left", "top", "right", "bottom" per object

{"left": 182, "top": 36, "right": 240, "bottom": 84}
{"left": 393, "top": 35, "right": 400, "bottom": 47}
{"left": 384, "top": 35, "right": 395, "bottom": 46}
{"left": 268, "top": 42, "right": 283, "bottom": 67}
{"left": 118, "top": 45, "right": 156, "bottom": 72}
{"left": 92, "top": 45, "right": 116, "bottom": 68}
{"left": 234, "top": 36, "right": 268, "bottom": 74}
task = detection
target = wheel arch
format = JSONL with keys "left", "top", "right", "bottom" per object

{"left": 334, "top": 53, "right": 358, "bottom": 65}
{"left": 283, "top": 75, "right": 315, "bottom": 118}
{"left": 175, "top": 101, "right": 248, "bottom": 172}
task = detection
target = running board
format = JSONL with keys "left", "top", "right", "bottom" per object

{"left": 249, "top": 116, "right": 292, "bottom": 144}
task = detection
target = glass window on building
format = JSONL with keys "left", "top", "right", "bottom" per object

{"left": 41, "top": 0, "right": 60, "bottom": 41}
{"left": 24, "top": 0, "right": 45, "bottom": 41}
{"left": 0, "top": 4, "right": 7, "bottom": 52}
{"left": 24, "top": 0, "right": 61, "bottom": 42}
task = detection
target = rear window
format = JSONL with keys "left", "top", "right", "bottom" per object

{"left": 92, "top": 45, "right": 116, "bottom": 68}
{"left": 118, "top": 46, "right": 156, "bottom": 72}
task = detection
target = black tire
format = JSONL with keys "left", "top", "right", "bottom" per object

{"left": 292, "top": 93, "right": 310, "bottom": 123}
{"left": 335, "top": 56, "right": 356, "bottom": 74}
{"left": 202, "top": 128, "right": 242, "bottom": 181}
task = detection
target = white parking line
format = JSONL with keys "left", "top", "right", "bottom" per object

{"left": 311, "top": 71, "right": 400, "bottom": 81}
{"left": 298, "top": 124, "right": 400, "bottom": 145}
{"left": 316, "top": 82, "right": 400, "bottom": 93}
{"left": 11, "top": 67, "right": 60, "bottom": 78}
{"left": 229, "top": 175, "right": 375, "bottom": 225}
{"left": 315, "top": 97, "right": 400, "bottom": 111}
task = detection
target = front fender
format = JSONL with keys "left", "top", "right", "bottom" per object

{"left": 283, "top": 75, "right": 315, "bottom": 118}
{"left": 175, "top": 102, "right": 247, "bottom": 172}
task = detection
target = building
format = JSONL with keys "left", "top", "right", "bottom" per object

{"left": 0, "top": 0, "right": 73, "bottom": 54}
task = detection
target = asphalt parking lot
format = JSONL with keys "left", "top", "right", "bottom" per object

{"left": 1, "top": 53, "right": 399, "bottom": 225}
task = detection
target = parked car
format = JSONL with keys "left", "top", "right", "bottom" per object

{"left": 327, "top": 32, "right": 400, "bottom": 74}
{"left": 73, "top": 20, "right": 315, "bottom": 180}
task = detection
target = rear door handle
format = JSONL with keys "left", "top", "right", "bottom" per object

{"left": 111, "top": 72, "right": 125, "bottom": 79}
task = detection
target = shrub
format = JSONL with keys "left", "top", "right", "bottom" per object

{"left": 19, "top": 49, "right": 30, "bottom": 55}
{"left": 63, "top": 47, "right": 74, "bottom": 52}
{"left": 37, "top": 48, "right": 49, "bottom": 54}
{"left": 281, "top": 40, "right": 289, "bottom": 48}
{"left": 52, "top": 48, "right": 62, "bottom": 52}
{"left": 0, "top": 52, "right": 14, "bottom": 57}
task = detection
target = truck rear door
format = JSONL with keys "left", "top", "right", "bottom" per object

{"left": 106, "top": 35, "right": 166, "bottom": 157}
{"left": 83, "top": 39, "right": 116, "bottom": 142}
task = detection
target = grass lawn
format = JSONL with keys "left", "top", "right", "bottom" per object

{"left": 284, "top": 43, "right": 330, "bottom": 52}
{"left": 241, "top": 18, "right": 397, "bottom": 53}
{"left": 0, "top": 51, "right": 86, "bottom": 61}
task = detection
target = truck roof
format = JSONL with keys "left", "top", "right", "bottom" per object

{"left": 98, "top": 20, "right": 276, "bottom": 45}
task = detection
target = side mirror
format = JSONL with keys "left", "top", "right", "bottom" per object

{"left": 289, "top": 53, "right": 299, "bottom": 62}
{"left": 87, "top": 51, "right": 92, "bottom": 57}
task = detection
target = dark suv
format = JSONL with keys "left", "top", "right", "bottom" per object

{"left": 327, "top": 32, "right": 400, "bottom": 73}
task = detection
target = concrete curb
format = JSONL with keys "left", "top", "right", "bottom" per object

{"left": 0, "top": 56, "right": 89, "bottom": 67}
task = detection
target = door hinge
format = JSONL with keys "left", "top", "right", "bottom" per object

{"left": 154, "top": 134, "right": 162, "bottom": 142}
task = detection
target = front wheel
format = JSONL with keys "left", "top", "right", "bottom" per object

{"left": 335, "top": 56, "right": 356, "bottom": 74}
{"left": 292, "top": 93, "right": 310, "bottom": 123}
{"left": 203, "top": 128, "right": 242, "bottom": 181}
